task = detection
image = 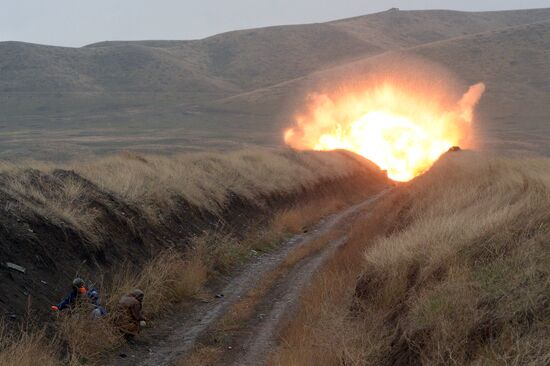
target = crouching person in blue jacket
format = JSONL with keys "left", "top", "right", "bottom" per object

{"left": 51, "top": 277, "right": 107, "bottom": 319}
{"left": 51, "top": 277, "right": 88, "bottom": 312}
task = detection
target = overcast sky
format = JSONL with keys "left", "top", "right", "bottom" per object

{"left": 1, "top": 0, "right": 550, "bottom": 47}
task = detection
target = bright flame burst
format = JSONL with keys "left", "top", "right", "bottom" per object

{"left": 284, "top": 82, "right": 486, "bottom": 181}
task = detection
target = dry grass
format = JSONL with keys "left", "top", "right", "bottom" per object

{"left": 0, "top": 322, "right": 60, "bottom": 366}
{"left": 22, "top": 248, "right": 210, "bottom": 366}
{"left": 56, "top": 313, "right": 121, "bottom": 364}
{"left": 74, "top": 149, "right": 364, "bottom": 215}
{"left": 107, "top": 248, "right": 209, "bottom": 317}
{"left": 0, "top": 169, "right": 105, "bottom": 246}
{"left": 0, "top": 240, "right": 212, "bottom": 365}
{"left": 271, "top": 152, "right": 550, "bottom": 366}
{"left": 0, "top": 148, "right": 372, "bottom": 248}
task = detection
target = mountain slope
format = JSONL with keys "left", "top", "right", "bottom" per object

{"left": 330, "top": 8, "right": 550, "bottom": 47}
{"left": 216, "top": 19, "right": 550, "bottom": 154}
{"left": 0, "top": 41, "right": 237, "bottom": 93}
{"left": 0, "top": 8, "right": 549, "bottom": 159}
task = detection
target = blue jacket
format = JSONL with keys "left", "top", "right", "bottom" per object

{"left": 56, "top": 287, "right": 107, "bottom": 314}
{"left": 56, "top": 288, "right": 80, "bottom": 310}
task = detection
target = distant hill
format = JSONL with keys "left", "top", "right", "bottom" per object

{"left": 1, "top": 8, "right": 549, "bottom": 160}
{"left": 218, "top": 18, "right": 550, "bottom": 155}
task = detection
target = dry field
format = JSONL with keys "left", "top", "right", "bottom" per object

{"left": 271, "top": 151, "right": 550, "bottom": 365}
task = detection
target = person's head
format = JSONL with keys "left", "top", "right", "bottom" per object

{"left": 130, "top": 289, "right": 144, "bottom": 302}
{"left": 72, "top": 278, "right": 87, "bottom": 294}
{"left": 88, "top": 289, "right": 99, "bottom": 302}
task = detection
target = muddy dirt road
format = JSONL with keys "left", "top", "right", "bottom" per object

{"left": 107, "top": 191, "right": 387, "bottom": 366}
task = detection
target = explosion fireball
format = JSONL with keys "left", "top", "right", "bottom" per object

{"left": 284, "top": 79, "right": 486, "bottom": 182}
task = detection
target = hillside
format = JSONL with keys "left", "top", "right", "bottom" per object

{"left": 1, "top": 8, "right": 549, "bottom": 160}
{"left": 220, "top": 19, "right": 550, "bottom": 155}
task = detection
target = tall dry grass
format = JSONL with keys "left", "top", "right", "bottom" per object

{"left": 272, "top": 152, "right": 550, "bottom": 366}
{"left": 0, "top": 322, "right": 59, "bottom": 366}
{"left": 0, "top": 248, "right": 208, "bottom": 366}
{"left": 74, "top": 149, "right": 366, "bottom": 215}
{"left": 0, "top": 168, "right": 105, "bottom": 246}
{"left": 106, "top": 248, "right": 208, "bottom": 316}
{"left": 0, "top": 149, "right": 374, "bottom": 248}
{"left": 56, "top": 312, "right": 121, "bottom": 365}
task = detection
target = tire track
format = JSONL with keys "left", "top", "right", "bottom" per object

{"left": 108, "top": 191, "right": 388, "bottom": 366}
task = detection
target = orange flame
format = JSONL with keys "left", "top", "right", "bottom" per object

{"left": 284, "top": 81, "right": 485, "bottom": 181}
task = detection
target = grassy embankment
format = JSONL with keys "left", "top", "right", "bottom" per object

{"left": 0, "top": 148, "right": 387, "bottom": 365}
{"left": 272, "top": 151, "right": 550, "bottom": 366}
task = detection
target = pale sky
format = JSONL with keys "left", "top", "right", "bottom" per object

{"left": 1, "top": 0, "right": 550, "bottom": 47}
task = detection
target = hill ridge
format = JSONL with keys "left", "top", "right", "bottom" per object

{"left": 0, "top": 8, "right": 549, "bottom": 160}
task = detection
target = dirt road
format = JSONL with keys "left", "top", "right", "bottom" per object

{"left": 108, "top": 191, "right": 387, "bottom": 366}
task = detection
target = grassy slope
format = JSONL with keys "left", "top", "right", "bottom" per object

{"left": 358, "top": 153, "right": 550, "bottom": 365}
{"left": 271, "top": 152, "right": 550, "bottom": 365}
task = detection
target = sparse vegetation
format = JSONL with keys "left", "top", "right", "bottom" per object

{"left": 271, "top": 152, "right": 550, "bottom": 365}
{"left": 56, "top": 313, "right": 121, "bottom": 364}
{"left": 0, "top": 167, "right": 106, "bottom": 246}
{"left": 0, "top": 323, "right": 59, "bottom": 366}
